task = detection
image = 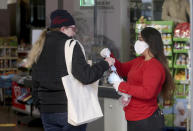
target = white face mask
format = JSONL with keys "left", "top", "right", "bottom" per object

{"left": 134, "top": 40, "right": 149, "bottom": 55}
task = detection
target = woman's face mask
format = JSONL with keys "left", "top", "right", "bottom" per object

{"left": 134, "top": 40, "right": 149, "bottom": 55}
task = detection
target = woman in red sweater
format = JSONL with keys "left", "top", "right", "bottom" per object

{"left": 111, "top": 27, "right": 175, "bottom": 131}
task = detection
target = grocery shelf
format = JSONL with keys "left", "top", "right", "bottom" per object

{"left": 0, "top": 57, "right": 18, "bottom": 59}
{"left": 163, "top": 41, "right": 173, "bottom": 45}
{"left": 169, "top": 64, "right": 173, "bottom": 68}
{"left": 166, "top": 53, "right": 173, "bottom": 56}
{"left": 0, "top": 68, "right": 18, "bottom": 71}
{"left": 175, "top": 80, "right": 190, "bottom": 84}
{"left": 0, "top": 46, "right": 17, "bottom": 49}
{"left": 174, "top": 65, "right": 187, "bottom": 69}
{"left": 136, "top": 21, "right": 173, "bottom": 33}
{"left": 173, "top": 37, "right": 190, "bottom": 42}
{"left": 173, "top": 49, "right": 188, "bottom": 53}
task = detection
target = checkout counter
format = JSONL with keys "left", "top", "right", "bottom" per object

{"left": 20, "top": 76, "right": 127, "bottom": 131}
{"left": 88, "top": 85, "right": 127, "bottom": 131}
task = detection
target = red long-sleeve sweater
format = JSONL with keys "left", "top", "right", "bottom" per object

{"left": 113, "top": 56, "right": 165, "bottom": 121}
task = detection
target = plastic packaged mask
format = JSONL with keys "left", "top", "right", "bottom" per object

{"left": 134, "top": 40, "right": 149, "bottom": 55}
{"left": 108, "top": 72, "right": 122, "bottom": 84}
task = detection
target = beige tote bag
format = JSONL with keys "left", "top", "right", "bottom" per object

{"left": 61, "top": 39, "right": 103, "bottom": 126}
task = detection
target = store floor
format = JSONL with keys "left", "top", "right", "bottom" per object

{"left": 0, "top": 106, "right": 43, "bottom": 131}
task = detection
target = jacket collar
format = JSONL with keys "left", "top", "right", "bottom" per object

{"left": 48, "top": 31, "right": 72, "bottom": 39}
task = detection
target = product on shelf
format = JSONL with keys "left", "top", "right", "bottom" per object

{"left": 173, "top": 98, "right": 188, "bottom": 127}
{"left": 164, "top": 45, "right": 172, "bottom": 56}
{"left": 174, "top": 69, "right": 189, "bottom": 82}
{"left": 163, "top": 107, "right": 174, "bottom": 127}
{"left": 162, "top": 33, "right": 172, "bottom": 45}
{"left": 175, "top": 85, "right": 189, "bottom": 96}
{"left": 136, "top": 23, "right": 147, "bottom": 32}
{"left": 174, "top": 42, "right": 190, "bottom": 50}
{"left": 168, "top": 59, "right": 172, "bottom": 66}
{"left": 175, "top": 70, "right": 187, "bottom": 81}
{"left": 0, "top": 36, "right": 18, "bottom": 46}
{"left": 136, "top": 21, "right": 172, "bottom": 33}
{"left": 176, "top": 54, "right": 189, "bottom": 66}
{"left": 136, "top": 16, "right": 147, "bottom": 32}
{"left": 174, "top": 23, "right": 190, "bottom": 38}
{"left": 148, "top": 24, "right": 171, "bottom": 32}
{"left": 0, "top": 36, "right": 18, "bottom": 74}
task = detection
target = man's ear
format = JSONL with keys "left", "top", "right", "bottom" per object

{"left": 60, "top": 26, "right": 65, "bottom": 32}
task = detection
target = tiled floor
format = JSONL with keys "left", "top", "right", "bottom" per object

{"left": 0, "top": 106, "right": 43, "bottom": 131}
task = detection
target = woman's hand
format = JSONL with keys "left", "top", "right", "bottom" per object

{"left": 108, "top": 72, "right": 123, "bottom": 91}
{"left": 100, "top": 48, "right": 111, "bottom": 58}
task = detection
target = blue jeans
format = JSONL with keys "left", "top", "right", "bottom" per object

{"left": 41, "top": 112, "right": 87, "bottom": 131}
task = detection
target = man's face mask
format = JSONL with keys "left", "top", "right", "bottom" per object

{"left": 134, "top": 40, "right": 149, "bottom": 55}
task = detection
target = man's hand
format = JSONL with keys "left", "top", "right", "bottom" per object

{"left": 105, "top": 57, "right": 115, "bottom": 66}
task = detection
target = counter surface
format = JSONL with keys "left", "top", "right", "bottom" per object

{"left": 23, "top": 79, "right": 120, "bottom": 99}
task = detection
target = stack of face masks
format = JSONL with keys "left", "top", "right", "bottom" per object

{"left": 108, "top": 72, "right": 132, "bottom": 107}
{"left": 108, "top": 72, "right": 122, "bottom": 84}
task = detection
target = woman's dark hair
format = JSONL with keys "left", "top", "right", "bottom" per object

{"left": 141, "top": 27, "right": 175, "bottom": 101}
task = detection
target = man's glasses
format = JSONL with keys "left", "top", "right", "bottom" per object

{"left": 68, "top": 26, "right": 77, "bottom": 32}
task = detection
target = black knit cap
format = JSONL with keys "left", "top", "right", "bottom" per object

{"left": 50, "top": 9, "right": 75, "bottom": 28}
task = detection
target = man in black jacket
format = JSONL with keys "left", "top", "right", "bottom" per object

{"left": 27, "top": 9, "right": 115, "bottom": 131}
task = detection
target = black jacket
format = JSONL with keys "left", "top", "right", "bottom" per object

{"left": 32, "top": 31, "right": 109, "bottom": 112}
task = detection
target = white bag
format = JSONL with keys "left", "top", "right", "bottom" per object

{"left": 61, "top": 39, "right": 103, "bottom": 126}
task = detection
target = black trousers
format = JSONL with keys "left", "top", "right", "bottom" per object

{"left": 127, "top": 109, "right": 164, "bottom": 131}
